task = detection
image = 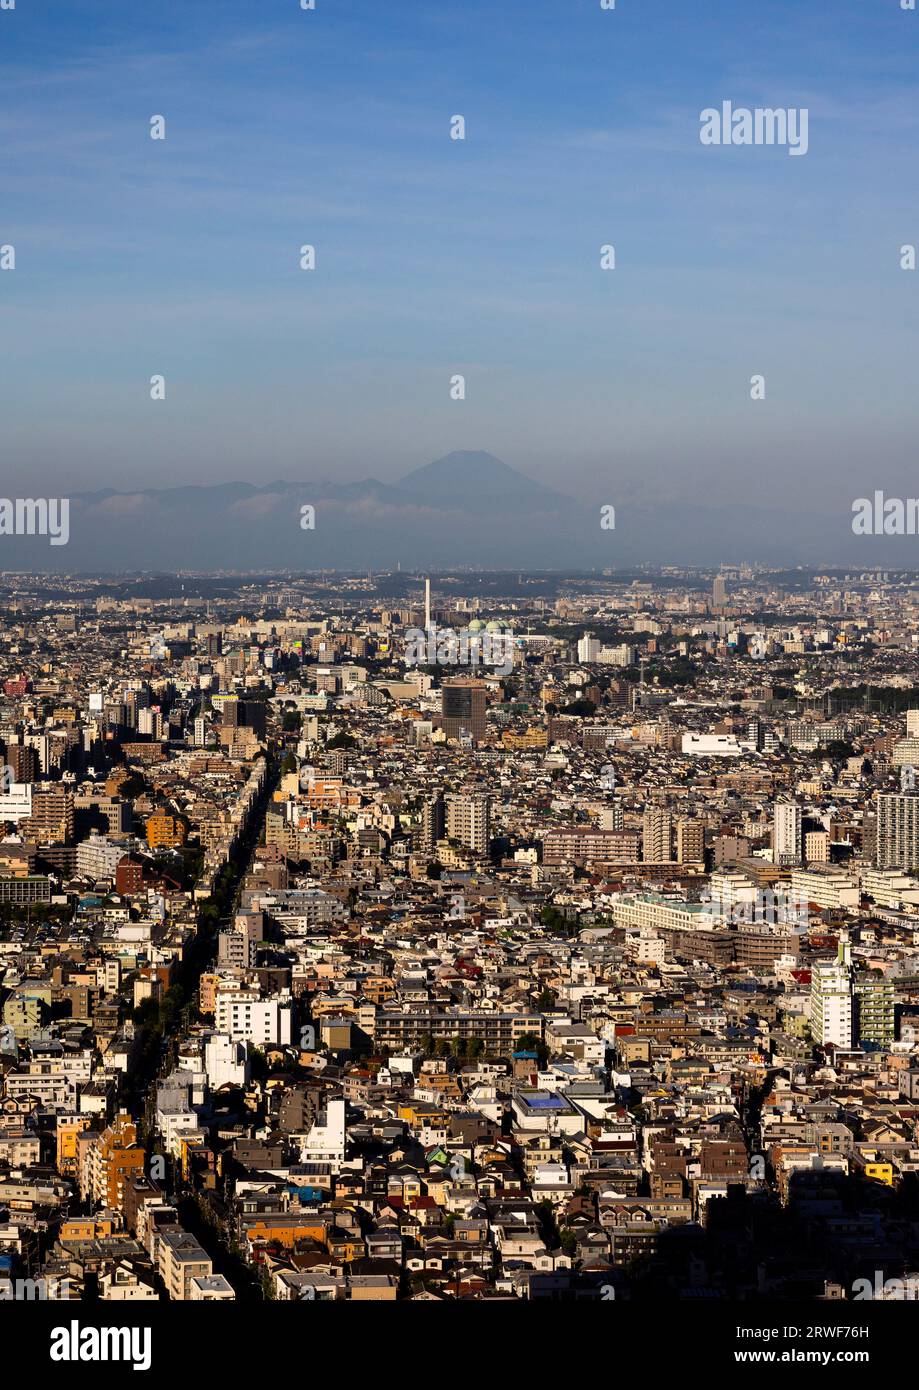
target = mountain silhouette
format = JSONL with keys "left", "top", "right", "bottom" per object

{"left": 0, "top": 452, "right": 864, "bottom": 571}
{"left": 398, "top": 451, "right": 565, "bottom": 505}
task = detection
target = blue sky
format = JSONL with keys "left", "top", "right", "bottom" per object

{"left": 2, "top": 0, "right": 918, "bottom": 512}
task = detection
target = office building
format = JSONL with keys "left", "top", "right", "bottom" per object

{"left": 441, "top": 681, "right": 487, "bottom": 744}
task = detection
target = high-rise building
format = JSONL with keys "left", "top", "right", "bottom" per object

{"left": 643, "top": 808, "right": 673, "bottom": 863}
{"left": 441, "top": 681, "right": 487, "bottom": 744}
{"left": 445, "top": 795, "right": 490, "bottom": 855}
{"left": 712, "top": 575, "right": 728, "bottom": 607}
{"left": 79, "top": 1113, "right": 146, "bottom": 1212}
{"left": 773, "top": 802, "right": 802, "bottom": 866}
{"left": 420, "top": 793, "right": 446, "bottom": 852}
{"left": 676, "top": 819, "right": 705, "bottom": 864}
{"left": 876, "top": 793, "right": 919, "bottom": 871}
{"left": 577, "top": 633, "right": 601, "bottom": 663}
{"left": 810, "top": 942, "right": 853, "bottom": 1049}
{"left": 138, "top": 707, "right": 163, "bottom": 739}
{"left": 22, "top": 786, "right": 74, "bottom": 845}
{"left": 907, "top": 709, "right": 919, "bottom": 738}
{"left": 863, "top": 811, "right": 878, "bottom": 863}
{"left": 854, "top": 973, "right": 895, "bottom": 1047}
{"left": 805, "top": 830, "right": 830, "bottom": 863}
{"left": 5, "top": 743, "right": 37, "bottom": 784}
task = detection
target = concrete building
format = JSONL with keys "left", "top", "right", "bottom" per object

{"left": 810, "top": 944, "right": 853, "bottom": 1049}
{"left": 773, "top": 802, "right": 802, "bottom": 866}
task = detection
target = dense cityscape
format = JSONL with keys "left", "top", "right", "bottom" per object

{"left": 5, "top": 0, "right": 915, "bottom": 1369}
{"left": 1, "top": 564, "right": 919, "bottom": 1315}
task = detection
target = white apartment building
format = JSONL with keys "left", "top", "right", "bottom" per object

{"left": 789, "top": 866, "right": 859, "bottom": 911}
{"left": 203, "top": 1032, "right": 249, "bottom": 1089}
{"left": 577, "top": 634, "right": 601, "bottom": 663}
{"left": 810, "top": 944, "right": 853, "bottom": 1048}
{"left": 214, "top": 991, "right": 293, "bottom": 1046}
{"left": 624, "top": 930, "right": 666, "bottom": 964}
{"left": 299, "top": 1097, "right": 346, "bottom": 1170}
{"left": 0, "top": 782, "right": 32, "bottom": 822}
{"left": 891, "top": 738, "right": 919, "bottom": 768}
{"left": 76, "top": 832, "right": 133, "bottom": 881}
{"left": 773, "top": 802, "right": 802, "bottom": 865}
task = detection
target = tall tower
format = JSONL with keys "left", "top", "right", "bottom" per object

{"left": 424, "top": 578, "right": 432, "bottom": 631}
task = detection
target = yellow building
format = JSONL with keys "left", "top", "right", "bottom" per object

{"left": 502, "top": 727, "right": 548, "bottom": 751}
{"left": 860, "top": 1157, "right": 894, "bottom": 1186}
{"left": 60, "top": 1215, "right": 119, "bottom": 1242}
{"left": 199, "top": 972, "right": 220, "bottom": 1016}
{"left": 57, "top": 1114, "right": 93, "bottom": 1176}
{"left": 146, "top": 811, "right": 187, "bottom": 849}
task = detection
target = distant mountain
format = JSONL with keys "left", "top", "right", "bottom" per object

{"left": 398, "top": 451, "right": 565, "bottom": 507}
{"left": 0, "top": 451, "right": 876, "bottom": 571}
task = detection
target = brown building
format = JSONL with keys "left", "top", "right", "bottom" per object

{"left": 676, "top": 818, "right": 705, "bottom": 864}
{"left": 542, "top": 828, "right": 640, "bottom": 867}
{"left": 22, "top": 786, "right": 74, "bottom": 845}
{"left": 79, "top": 1113, "right": 146, "bottom": 1213}
{"left": 6, "top": 744, "right": 37, "bottom": 783}
{"left": 116, "top": 855, "right": 145, "bottom": 895}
